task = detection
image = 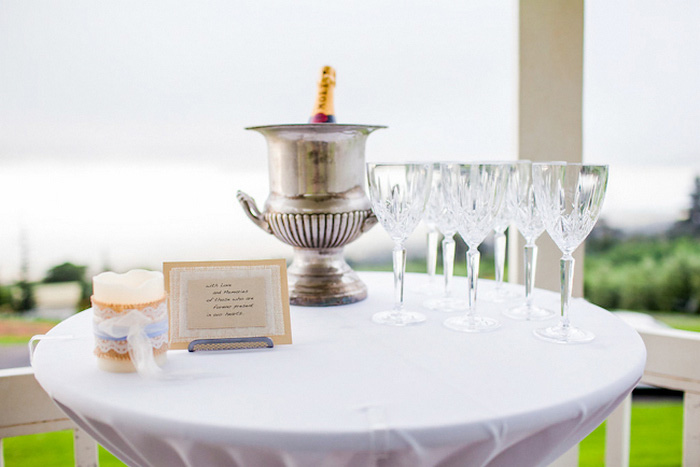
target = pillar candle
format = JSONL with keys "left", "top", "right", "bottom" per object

{"left": 91, "top": 269, "right": 168, "bottom": 373}
{"left": 92, "top": 269, "right": 165, "bottom": 304}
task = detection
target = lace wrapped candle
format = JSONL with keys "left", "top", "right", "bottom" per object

{"left": 91, "top": 269, "right": 168, "bottom": 373}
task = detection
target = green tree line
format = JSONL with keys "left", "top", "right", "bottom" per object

{"left": 585, "top": 236, "right": 700, "bottom": 313}
{"left": 0, "top": 262, "right": 91, "bottom": 313}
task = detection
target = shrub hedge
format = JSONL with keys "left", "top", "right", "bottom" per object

{"left": 585, "top": 236, "right": 700, "bottom": 313}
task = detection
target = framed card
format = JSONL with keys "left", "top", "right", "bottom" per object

{"left": 163, "top": 259, "right": 292, "bottom": 349}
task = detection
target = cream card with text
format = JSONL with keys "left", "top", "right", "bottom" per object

{"left": 164, "top": 259, "right": 292, "bottom": 349}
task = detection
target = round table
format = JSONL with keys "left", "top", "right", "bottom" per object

{"left": 32, "top": 272, "right": 646, "bottom": 467}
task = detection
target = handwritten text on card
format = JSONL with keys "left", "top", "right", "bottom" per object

{"left": 187, "top": 277, "right": 267, "bottom": 329}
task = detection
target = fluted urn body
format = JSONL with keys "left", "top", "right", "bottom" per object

{"left": 237, "top": 124, "right": 384, "bottom": 306}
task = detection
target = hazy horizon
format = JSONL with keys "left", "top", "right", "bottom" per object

{"left": 0, "top": 160, "right": 697, "bottom": 283}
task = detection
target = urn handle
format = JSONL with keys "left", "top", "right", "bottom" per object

{"left": 361, "top": 210, "right": 378, "bottom": 233}
{"left": 236, "top": 190, "right": 272, "bottom": 234}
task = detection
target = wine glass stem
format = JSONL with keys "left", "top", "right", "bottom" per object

{"left": 442, "top": 235, "right": 456, "bottom": 298}
{"left": 426, "top": 228, "right": 439, "bottom": 280}
{"left": 393, "top": 243, "right": 407, "bottom": 312}
{"left": 524, "top": 243, "right": 538, "bottom": 308}
{"left": 493, "top": 230, "right": 506, "bottom": 290}
{"left": 560, "top": 254, "right": 575, "bottom": 329}
{"left": 466, "top": 247, "right": 480, "bottom": 314}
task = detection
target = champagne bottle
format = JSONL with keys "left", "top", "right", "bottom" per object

{"left": 309, "top": 66, "right": 336, "bottom": 123}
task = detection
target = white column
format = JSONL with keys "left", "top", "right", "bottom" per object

{"left": 514, "top": 0, "right": 585, "bottom": 294}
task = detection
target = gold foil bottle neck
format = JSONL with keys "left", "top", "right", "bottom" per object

{"left": 309, "top": 65, "right": 336, "bottom": 123}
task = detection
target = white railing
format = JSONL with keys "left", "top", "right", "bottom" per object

{"left": 0, "top": 366, "right": 98, "bottom": 467}
{"left": 2, "top": 323, "right": 698, "bottom": 467}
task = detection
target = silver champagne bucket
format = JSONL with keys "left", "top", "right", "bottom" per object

{"left": 237, "top": 123, "right": 385, "bottom": 306}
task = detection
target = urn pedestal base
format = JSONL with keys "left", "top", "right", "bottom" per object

{"left": 287, "top": 248, "right": 367, "bottom": 307}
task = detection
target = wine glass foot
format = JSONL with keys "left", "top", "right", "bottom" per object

{"left": 414, "top": 280, "right": 441, "bottom": 296}
{"left": 444, "top": 314, "right": 501, "bottom": 333}
{"left": 503, "top": 304, "right": 556, "bottom": 321}
{"left": 423, "top": 297, "right": 468, "bottom": 312}
{"left": 480, "top": 288, "right": 520, "bottom": 303}
{"left": 533, "top": 323, "right": 594, "bottom": 344}
{"left": 372, "top": 310, "right": 426, "bottom": 326}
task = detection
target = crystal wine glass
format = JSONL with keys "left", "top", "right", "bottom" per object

{"left": 532, "top": 162, "right": 609, "bottom": 343}
{"left": 481, "top": 162, "right": 519, "bottom": 303}
{"left": 443, "top": 163, "right": 507, "bottom": 332}
{"left": 367, "top": 162, "right": 433, "bottom": 326}
{"left": 417, "top": 163, "right": 442, "bottom": 295}
{"left": 423, "top": 163, "right": 467, "bottom": 312}
{"left": 503, "top": 160, "right": 555, "bottom": 320}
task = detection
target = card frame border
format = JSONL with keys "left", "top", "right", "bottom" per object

{"left": 163, "top": 259, "right": 292, "bottom": 349}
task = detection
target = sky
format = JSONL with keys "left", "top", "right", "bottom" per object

{"left": 1, "top": 0, "right": 699, "bottom": 281}
{"left": 0, "top": 1, "right": 517, "bottom": 166}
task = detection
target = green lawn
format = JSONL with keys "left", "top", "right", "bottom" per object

{"left": 580, "top": 401, "right": 683, "bottom": 466}
{"left": 3, "top": 431, "right": 126, "bottom": 466}
{"left": 0, "top": 315, "right": 59, "bottom": 346}
{"left": 0, "top": 335, "right": 37, "bottom": 346}
{"left": 649, "top": 312, "right": 700, "bottom": 333}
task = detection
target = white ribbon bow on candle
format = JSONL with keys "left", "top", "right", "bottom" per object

{"left": 96, "top": 308, "right": 164, "bottom": 377}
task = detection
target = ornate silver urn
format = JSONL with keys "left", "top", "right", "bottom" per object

{"left": 236, "top": 123, "right": 385, "bottom": 306}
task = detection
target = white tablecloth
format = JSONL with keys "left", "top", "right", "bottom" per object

{"left": 32, "top": 272, "right": 646, "bottom": 467}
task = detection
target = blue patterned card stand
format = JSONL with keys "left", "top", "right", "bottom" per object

{"left": 187, "top": 337, "right": 274, "bottom": 352}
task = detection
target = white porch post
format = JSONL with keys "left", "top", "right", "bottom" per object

{"left": 512, "top": 0, "right": 585, "bottom": 295}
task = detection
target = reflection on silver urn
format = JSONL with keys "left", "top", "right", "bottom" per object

{"left": 236, "top": 124, "right": 385, "bottom": 306}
